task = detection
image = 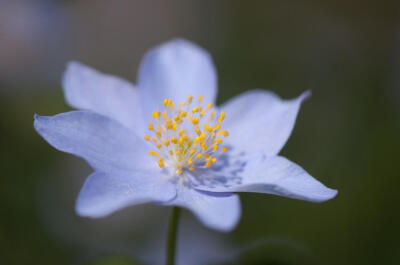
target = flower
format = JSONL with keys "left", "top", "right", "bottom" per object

{"left": 34, "top": 39, "right": 337, "bottom": 232}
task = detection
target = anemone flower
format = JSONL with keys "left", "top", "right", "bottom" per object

{"left": 34, "top": 39, "right": 337, "bottom": 233}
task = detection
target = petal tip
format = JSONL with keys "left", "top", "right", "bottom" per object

{"left": 33, "top": 114, "right": 47, "bottom": 131}
{"left": 312, "top": 187, "right": 338, "bottom": 203}
{"left": 299, "top": 90, "right": 312, "bottom": 102}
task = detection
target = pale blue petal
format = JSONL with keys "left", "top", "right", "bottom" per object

{"left": 63, "top": 61, "right": 145, "bottom": 134}
{"left": 221, "top": 90, "right": 310, "bottom": 155}
{"left": 137, "top": 39, "right": 217, "bottom": 119}
{"left": 34, "top": 111, "right": 154, "bottom": 174}
{"left": 191, "top": 154, "right": 337, "bottom": 203}
{"left": 164, "top": 185, "right": 241, "bottom": 232}
{"left": 76, "top": 171, "right": 176, "bottom": 218}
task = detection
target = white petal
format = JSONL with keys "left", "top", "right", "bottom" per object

{"left": 34, "top": 111, "right": 153, "bottom": 174}
{"left": 63, "top": 61, "right": 145, "bottom": 134}
{"left": 164, "top": 185, "right": 241, "bottom": 232}
{"left": 76, "top": 171, "right": 176, "bottom": 218}
{"left": 137, "top": 39, "right": 217, "bottom": 119}
{"left": 191, "top": 154, "right": 337, "bottom": 203}
{"left": 221, "top": 90, "right": 310, "bottom": 155}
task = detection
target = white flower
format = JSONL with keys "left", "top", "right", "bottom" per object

{"left": 34, "top": 39, "right": 337, "bottom": 232}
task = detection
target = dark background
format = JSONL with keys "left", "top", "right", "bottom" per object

{"left": 1, "top": 1, "right": 400, "bottom": 264}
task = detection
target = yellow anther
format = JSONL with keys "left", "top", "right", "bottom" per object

{"left": 187, "top": 95, "right": 193, "bottom": 104}
{"left": 217, "top": 130, "right": 229, "bottom": 137}
{"left": 172, "top": 122, "right": 177, "bottom": 131}
{"left": 179, "top": 129, "right": 185, "bottom": 136}
{"left": 188, "top": 158, "right": 193, "bottom": 165}
{"left": 176, "top": 150, "right": 180, "bottom": 156}
{"left": 167, "top": 99, "right": 175, "bottom": 110}
{"left": 163, "top": 98, "right": 169, "bottom": 106}
{"left": 151, "top": 137, "right": 157, "bottom": 143}
{"left": 209, "top": 111, "right": 215, "bottom": 121}
{"left": 162, "top": 139, "right": 170, "bottom": 147}
{"left": 144, "top": 135, "right": 151, "bottom": 141}
{"left": 213, "top": 139, "right": 223, "bottom": 144}
{"left": 176, "top": 164, "right": 181, "bottom": 169}
{"left": 180, "top": 111, "right": 187, "bottom": 118}
{"left": 217, "top": 112, "right": 226, "bottom": 123}
{"left": 190, "top": 149, "right": 196, "bottom": 155}
{"left": 169, "top": 150, "right": 174, "bottom": 156}
{"left": 162, "top": 111, "right": 168, "bottom": 120}
{"left": 194, "top": 137, "right": 200, "bottom": 143}
{"left": 204, "top": 153, "right": 210, "bottom": 159}
{"left": 221, "top": 147, "right": 228, "bottom": 153}
{"left": 201, "top": 143, "right": 207, "bottom": 151}
{"left": 156, "top": 143, "right": 162, "bottom": 149}
{"left": 192, "top": 107, "right": 199, "bottom": 113}
{"left": 200, "top": 109, "right": 206, "bottom": 118}
{"left": 148, "top": 121, "right": 154, "bottom": 130}
{"left": 192, "top": 117, "right": 199, "bottom": 125}
{"left": 211, "top": 157, "right": 217, "bottom": 163}
{"left": 196, "top": 153, "right": 203, "bottom": 159}
{"left": 179, "top": 101, "right": 186, "bottom": 107}
{"left": 205, "top": 161, "right": 212, "bottom": 168}
{"left": 212, "top": 145, "right": 219, "bottom": 151}
{"left": 189, "top": 166, "right": 195, "bottom": 171}
{"left": 171, "top": 137, "right": 178, "bottom": 144}
{"left": 207, "top": 102, "right": 213, "bottom": 109}
{"left": 179, "top": 137, "right": 185, "bottom": 145}
{"left": 213, "top": 124, "right": 221, "bottom": 131}
{"left": 158, "top": 158, "right": 165, "bottom": 168}
{"left": 204, "top": 124, "right": 213, "bottom": 132}
{"left": 195, "top": 127, "right": 201, "bottom": 136}
{"left": 152, "top": 111, "right": 160, "bottom": 119}
{"left": 199, "top": 94, "right": 204, "bottom": 103}
{"left": 176, "top": 169, "right": 182, "bottom": 175}
{"left": 149, "top": 150, "right": 160, "bottom": 157}
{"left": 200, "top": 132, "right": 206, "bottom": 140}
{"left": 156, "top": 131, "right": 161, "bottom": 139}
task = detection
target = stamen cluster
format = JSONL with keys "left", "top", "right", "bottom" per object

{"left": 144, "top": 94, "right": 229, "bottom": 176}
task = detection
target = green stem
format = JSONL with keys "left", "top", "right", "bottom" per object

{"left": 166, "top": 207, "right": 181, "bottom": 265}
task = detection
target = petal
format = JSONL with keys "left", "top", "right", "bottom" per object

{"left": 221, "top": 90, "right": 310, "bottom": 155}
{"left": 76, "top": 171, "right": 176, "bottom": 218}
{"left": 63, "top": 61, "right": 145, "bottom": 134}
{"left": 191, "top": 154, "right": 337, "bottom": 203}
{"left": 164, "top": 185, "right": 241, "bottom": 232}
{"left": 137, "top": 39, "right": 217, "bottom": 119}
{"left": 34, "top": 110, "right": 153, "bottom": 173}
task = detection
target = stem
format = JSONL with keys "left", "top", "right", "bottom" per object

{"left": 166, "top": 207, "right": 181, "bottom": 265}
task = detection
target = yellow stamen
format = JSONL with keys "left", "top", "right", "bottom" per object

{"left": 152, "top": 111, "right": 160, "bottom": 119}
{"left": 217, "top": 130, "right": 229, "bottom": 137}
{"left": 158, "top": 158, "right": 165, "bottom": 168}
{"left": 187, "top": 95, "right": 193, "bottom": 104}
{"left": 149, "top": 150, "right": 160, "bottom": 157}
{"left": 192, "top": 117, "right": 199, "bottom": 125}
{"left": 148, "top": 121, "right": 154, "bottom": 131}
{"left": 217, "top": 112, "right": 225, "bottom": 123}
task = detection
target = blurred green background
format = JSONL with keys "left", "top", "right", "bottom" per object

{"left": 1, "top": 1, "right": 400, "bottom": 265}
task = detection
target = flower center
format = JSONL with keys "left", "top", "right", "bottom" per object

{"left": 144, "top": 94, "right": 229, "bottom": 176}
